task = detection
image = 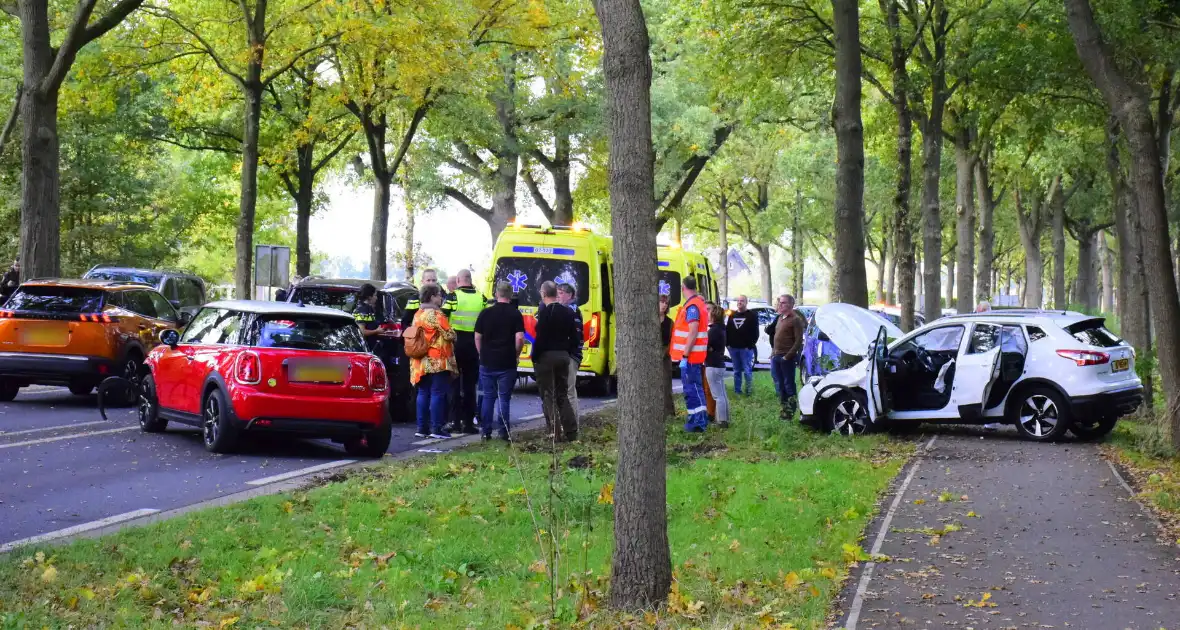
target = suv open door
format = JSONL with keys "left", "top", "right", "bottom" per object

{"left": 952, "top": 322, "right": 1006, "bottom": 420}
{"left": 865, "top": 324, "right": 892, "bottom": 424}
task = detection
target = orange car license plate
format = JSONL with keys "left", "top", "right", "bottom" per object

{"left": 1112, "top": 358, "right": 1130, "bottom": 372}
{"left": 19, "top": 323, "right": 68, "bottom": 346}
{"left": 289, "top": 360, "right": 347, "bottom": 383}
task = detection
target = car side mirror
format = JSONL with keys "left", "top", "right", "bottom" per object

{"left": 178, "top": 311, "right": 193, "bottom": 326}
{"left": 817, "top": 332, "right": 830, "bottom": 342}
{"left": 161, "top": 329, "right": 181, "bottom": 348}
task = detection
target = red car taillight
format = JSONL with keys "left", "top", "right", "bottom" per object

{"left": 79, "top": 313, "right": 118, "bottom": 323}
{"left": 1056, "top": 349, "right": 1110, "bottom": 366}
{"left": 235, "top": 351, "right": 262, "bottom": 384}
{"left": 584, "top": 313, "right": 601, "bottom": 348}
{"left": 368, "top": 357, "right": 388, "bottom": 392}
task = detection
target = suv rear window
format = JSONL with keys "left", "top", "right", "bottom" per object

{"left": 290, "top": 287, "right": 360, "bottom": 313}
{"left": 245, "top": 315, "right": 365, "bottom": 352}
{"left": 1064, "top": 319, "right": 1125, "bottom": 348}
{"left": 7, "top": 287, "right": 105, "bottom": 313}
{"left": 85, "top": 270, "right": 163, "bottom": 286}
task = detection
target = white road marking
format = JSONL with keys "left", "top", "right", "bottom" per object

{"left": 0, "top": 426, "right": 137, "bottom": 449}
{"left": 1107, "top": 460, "right": 1136, "bottom": 495}
{"left": 845, "top": 435, "right": 938, "bottom": 630}
{"left": 245, "top": 460, "right": 356, "bottom": 486}
{"left": 0, "top": 420, "right": 110, "bottom": 437}
{"left": 0, "top": 509, "right": 160, "bottom": 553}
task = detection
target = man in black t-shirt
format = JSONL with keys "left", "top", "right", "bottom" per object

{"left": 474, "top": 281, "right": 525, "bottom": 441}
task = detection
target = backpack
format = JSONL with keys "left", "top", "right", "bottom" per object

{"left": 403, "top": 324, "right": 432, "bottom": 359}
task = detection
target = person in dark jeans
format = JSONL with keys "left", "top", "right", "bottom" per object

{"left": 474, "top": 281, "right": 524, "bottom": 441}
{"left": 659, "top": 294, "right": 675, "bottom": 418}
{"left": 532, "top": 281, "right": 579, "bottom": 441}
{"left": 765, "top": 294, "right": 805, "bottom": 419}
{"left": 557, "top": 283, "right": 583, "bottom": 423}
{"left": 725, "top": 295, "right": 759, "bottom": 396}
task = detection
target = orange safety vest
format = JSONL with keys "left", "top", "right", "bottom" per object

{"left": 669, "top": 294, "right": 708, "bottom": 364}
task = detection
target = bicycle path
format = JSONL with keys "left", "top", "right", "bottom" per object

{"left": 836, "top": 428, "right": 1180, "bottom": 629}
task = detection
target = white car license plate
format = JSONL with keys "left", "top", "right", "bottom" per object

{"left": 1112, "top": 358, "right": 1129, "bottom": 372}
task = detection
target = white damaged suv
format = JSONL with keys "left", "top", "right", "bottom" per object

{"left": 798, "top": 304, "right": 1143, "bottom": 441}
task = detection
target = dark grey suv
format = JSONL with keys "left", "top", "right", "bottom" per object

{"left": 83, "top": 266, "right": 207, "bottom": 317}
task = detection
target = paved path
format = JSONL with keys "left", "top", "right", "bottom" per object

{"left": 837, "top": 427, "right": 1180, "bottom": 629}
{"left": 0, "top": 380, "right": 635, "bottom": 548}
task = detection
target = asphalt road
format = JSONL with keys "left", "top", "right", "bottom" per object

{"left": 0, "top": 380, "right": 621, "bottom": 548}
{"left": 836, "top": 426, "right": 1180, "bottom": 629}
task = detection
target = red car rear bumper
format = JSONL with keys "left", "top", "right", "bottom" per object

{"left": 229, "top": 389, "right": 388, "bottom": 436}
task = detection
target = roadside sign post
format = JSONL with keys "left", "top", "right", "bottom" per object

{"left": 254, "top": 245, "right": 291, "bottom": 301}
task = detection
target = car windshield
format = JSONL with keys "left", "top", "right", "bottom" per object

{"left": 245, "top": 315, "right": 365, "bottom": 352}
{"left": 7, "top": 286, "right": 105, "bottom": 313}
{"left": 85, "top": 270, "right": 162, "bottom": 286}
{"left": 290, "top": 287, "right": 360, "bottom": 313}
{"left": 492, "top": 257, "right": 590, "bottom": 307}
{"left": 1065, "top": 319, "right": 1125, "bottom": 348}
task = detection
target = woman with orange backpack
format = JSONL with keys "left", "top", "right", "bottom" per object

{"left": 408, "top": 284, "right": 457, "bottom": 439}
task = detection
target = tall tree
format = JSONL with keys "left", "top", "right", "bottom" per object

{"left": 952, "top": 121, "right": 975, "bottom": 313}
{"left": 1066, "top": 0, "right": 1180, "bottom": 447}
{"left": 11, "top": 0, "right": 145, "bottom": 278}
{"left": 592, "top": 0, "right": 671, "bottom": 611}
{"left": 829, "top": 0, "right": 868, "bottom": 307}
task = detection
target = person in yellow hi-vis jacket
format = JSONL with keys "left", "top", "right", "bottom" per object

{"left": 449, "top": 268, "right": 487, "bottom": 434}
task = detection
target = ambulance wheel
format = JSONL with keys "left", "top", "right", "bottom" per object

{"left": 589, "top": 375, "right": 612, "bottom": 397}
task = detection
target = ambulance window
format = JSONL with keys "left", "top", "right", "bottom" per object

{"left": 696, "top": 274, "right": 710, "bottom": 301}
{"left": 600, "top": 262, "right": 612, "bottom": 313}
{"left": 492, "top": 257, "right": 590, "bottom": 307}
{"left": 658, "top": 271, "right": 682, "bottom": 306}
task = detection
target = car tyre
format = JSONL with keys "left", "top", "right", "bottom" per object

{"left": 68, "top": 381, "right": 95, "bottom": 396}
{"left": 345, "top": 420, "right": 392, "bottom": 458}
{"left": 1010, "top": 386, "right": 1072, "bottom": 442}
{"left": 0, "top": 379, "right": 19, "bottom": 402}
{"left": 202, "top": 388, "right": 239, "bottom": 454}
{"left": 138, "top": 373, "right": 167, "bottom": 433}
{"left": 825, "top": 389, "right": 873, "bottom": 436}
{"left": 1069, "top": 416, "right": 1117, "bottom": 441}
{"left": 112, "top": 354, "right": 143, "bottom": 407}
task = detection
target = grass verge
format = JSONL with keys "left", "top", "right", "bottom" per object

{"left": 1103, "top": 413, "right": 1180, "bottom": 542}
{"left": 0, "top": 374, "right": 910, "bottom": 629}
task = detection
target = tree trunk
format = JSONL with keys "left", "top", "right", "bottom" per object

{"left": 918, "top": 0, "right": 949, "bottom": 323}
{"left": 1051, "top": 187, "right": 1067, "bottom": 310}
{"left": 944, "top": 255, "right": 955, "bottom": 309}
{"left": 293, "top": 143, "right": 315, "bottom": 278}
{"left": 886, "top": 242, "right": 897, "bottom": 304}
{"left": 404, "top": 189, "right": 417, "bottom": 280}
{"left": 594, "top": 0, "right": 672, "bottom": 610}
{"left": 370, "top": 171, "right": 392, "bottom": 280}
{"left": 236, "top": 79, "right": 263, "bottom": 298}
{"left": 876, "top": 237, "right": 888, "bottom": 303}
{"left": 17, "top": 83, "right": 59, "bottom": 280}
{"left": 718, "top": 196, "right": 728, "bottom": 299}
{"left": 830, "top": 0, "right": 869, "bottom": 308}
{"left": 551, "top": 131, "right": 574, "bottom": 226}
{"left": 974, "top": 158, "right": 995, "bottom": 305}
{"left": 792, "top": 189, "right": 805, "bottom": 299}
{"left": 1075, "top": 232, "right": 1096, "bottom": 312}
{"left": 1100, "top": 230, "right": 1114, "bottom": 313}
{"left": 756, "top": 244, "right": 772, "bottom": 303}
{"left": 954, "top": 129, "right": 975, "bottom": 313}
{"left": 1067, "top": 0, "right": 1178, "bottom": 446}
{"left": 1016, "top": 187, "right": 1046, "bottom": 309}
{"left": 882, "top": 0, "right": 916, "bottom": 330}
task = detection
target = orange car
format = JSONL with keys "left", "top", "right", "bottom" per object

{"left": 0, "top": 280, "right": 189, "bottom": 401}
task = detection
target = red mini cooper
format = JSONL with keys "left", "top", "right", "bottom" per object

{"left": 135, "top": 300, "right": 391, "bottom": 457}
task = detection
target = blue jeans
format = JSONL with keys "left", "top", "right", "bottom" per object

{"left": 771, "top": 355, "right": 798, "bottom": 403}
{"left": 416, "top": 372, "right": 450, "bottom": 435}
{"left": 728, "top": 347, "right": 755, "bottom": 394}
{"left": 680, "top": 359, "right": 708, "bottom": 432}
{"left": 479, "top": 367, "right": 516, "bottom": 437}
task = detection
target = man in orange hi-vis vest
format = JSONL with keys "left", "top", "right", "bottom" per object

{"left": 670, "top": 276, "right": 709, "bottom": 432}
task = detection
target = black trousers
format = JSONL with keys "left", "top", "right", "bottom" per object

{"left": 451, "top": 334, "right": 479, "bottom": 430}
{"left": 535, "top": 350, "right": 577, "bottom": 439}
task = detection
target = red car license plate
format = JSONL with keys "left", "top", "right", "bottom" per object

{"left": 1112, "top": 358, "right": 1129, "bottom": 372}
{"left": 289, "top": 359, "right": 347, "bottom": 383}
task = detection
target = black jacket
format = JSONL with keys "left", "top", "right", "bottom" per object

{"left": 706, "top": 323, "right": 727, "bottom": 368}
{"left": 531, "top": 301, "right": 580, "bottom": 359}
{"left": 726, "top": 310, "right": 760, "bottom": 349}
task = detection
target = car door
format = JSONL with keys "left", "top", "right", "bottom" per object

{"left": 121, "top": 291, "right": 163, "bottom": 350}
{"left": 951, "top": 322, "right": 1004, "bottom": 420}
{"left": 156, "top": 308, "right": 242, "bottom": 414}
{"left": 864, "top": 325, "right": 892, "bottom": 423}
{"left": 144, "top": 290, "right": 181, "bottom": 347}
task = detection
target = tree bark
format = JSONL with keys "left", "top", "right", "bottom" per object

{"left": 755, "top": 244, "right": 772, "bottom": 303}
{"left": 944, "top": 255, "right": 955, "bottom": 309}
{"left": 237, "top": 78, "right": 263, "bottom": 298}
{"left": 974, "top": 157, "right": 996, "bottom": 305}
{"left": 593, "top": 0, "right": 672, "bottom": 610}
{"left": 1051, "top": 185, "right": 1067, "bottom": 310}
{"left": 954, "top": 128, "right": 975, "bottom": 313}
{"left": 294, "top": 144, "right": 314, "bottom": 277}
{"left": 918, "top": 0, "right": 949, "bottom": 323}
{"left": 718, "top": 195, "right": 729, "bottom": 299}
{"left": 793, "top": 189, "right": 805, "bottom": 299}
{"left": 829, "top": 0, "right": 869, "bottom": 308}
{"left": 370, "top": 171, "right": 392, "bottom": 280}
{"left": 1016, "top": 182, "right": 1053, "bottom": 309}
{"left": 1075, "top": 233, "right": 1096, "bottom": 312}
{"left": 876, "top": 236, "right": 888, "bottom": 303}
{"left": 1100, "top": 230, "right": 1114, "bottom": 313}
{"left": 1067, "top": 0, "right": 1179, "bottom": 445}
{"left": 881, "top": 0, "right": 916, "bottom": 330}
{"left": 404, "top": 190, "right": 417, "bottom": 279}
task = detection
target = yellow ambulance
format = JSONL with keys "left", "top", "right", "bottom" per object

{"left": 487, "top": 223, "right": 616, "bottom": 393}
{"left": 487, "top": 224, "right": 717, "bottom": 394}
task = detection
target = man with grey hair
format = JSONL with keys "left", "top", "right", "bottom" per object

{"left": 532, "top": 281, "right": 579, "bottom": 441}
{"left": 557, "top": 282, "right": 583, "bottom": 423}
{"left": 975, "top": 300, "right": 991, "bottom": 313}
{"left": 765, "top": 293, "right": 805, "bottom": 419}
{"left": 474, "top": 281, "right": 524, "bottom": 441}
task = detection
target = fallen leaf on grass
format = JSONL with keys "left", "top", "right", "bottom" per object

{"left": 281, "top": 502, "right": 294, "bottom": 514}
{"left": 40, "top": 566, "right": 57, "bottom": 583}
{"left": 597, "top": 483, "right": 614, "bottom": 505}
{"left": 819, "top": 567, "right": 837, "bottom": 579}
{"left": 728, "top": 539, "right": 741, "bottom": 552}
{"left": 528, "top": 560, "right": 548, "bottom": 574}
{"left": 783, "top": 572, "right": 802, "bottom": 590}
{"left": 219, "top": 617, "right": 239, "bottom": 628}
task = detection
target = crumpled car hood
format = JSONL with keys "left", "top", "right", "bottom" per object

{"left": 814, "top": 303, "right": 904, "bottom": 357}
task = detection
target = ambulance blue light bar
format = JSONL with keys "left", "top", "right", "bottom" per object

{"left": 658, "top": 261, "right": 670, "bottom": 268}
{"left": 512, "top": 246, "right": 576, "bottom": 256}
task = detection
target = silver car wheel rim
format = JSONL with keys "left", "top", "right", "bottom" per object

{"left": 138, "top": 380, "right": 153, "bottom": 426}
{"left": 204, "top": 397, "right": 220, "bottom": 446}
{"left": 833, "top": 399, "right": 867, "bottom": 435}
{"left": 1019, "top": 394, "right": 1058, "bottom": 437}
